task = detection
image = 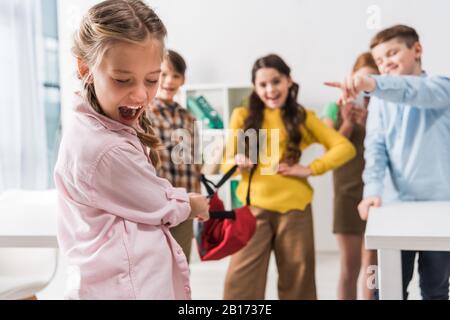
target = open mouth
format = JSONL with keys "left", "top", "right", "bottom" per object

{"left": 266, "top": 94, "right": 282, "bottom": 102}
{"left": 118, "top": 105, "right": 143, "bottom": 121}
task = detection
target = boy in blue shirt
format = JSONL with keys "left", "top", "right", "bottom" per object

{"left": 326, "top": 25, "right": 450, "bottom": 300}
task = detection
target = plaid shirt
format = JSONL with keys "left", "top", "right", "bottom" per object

{"left": 148, "top": 98, "right": 201, "bottom": 193}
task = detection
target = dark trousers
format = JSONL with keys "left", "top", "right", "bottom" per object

{"left": 402, "top": 250, "right": 450, "bottom": 300}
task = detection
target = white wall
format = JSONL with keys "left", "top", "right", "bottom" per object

{"left": 57, "top": 0, "right": 450, "bottom": 251}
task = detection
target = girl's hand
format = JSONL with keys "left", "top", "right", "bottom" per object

{"left": 277, "top": 163, "right": 312, "bottom": 179}
{"left": 188, "top": 193, "right": 210, "bottom": 221}
{"left": 235, "top": 154, "right": 254, "bottom": 172}
{"left": 340, "top": 102, "right": 356, "bottom": 124}
{"left": 353, "top": 107, "right": 368, "bottom": 127}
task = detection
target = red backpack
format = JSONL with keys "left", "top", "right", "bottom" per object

{"left": 194, "top": 165, "right": 257, "bottom": 261}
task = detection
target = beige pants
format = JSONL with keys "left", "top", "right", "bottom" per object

{"left": 170, "top": 219, "right": 193, "bottom": 264}
{"left": 223, "top": 206, "right": 317, "bottom": 300}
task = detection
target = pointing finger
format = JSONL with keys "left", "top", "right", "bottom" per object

{"left": 324, "top": 81, "right": 343, "bottom": 89}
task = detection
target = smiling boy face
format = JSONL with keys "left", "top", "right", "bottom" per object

{"left": 371, "top": 37, "right": 423, "bottom": 76}
{"left": 157, "top": 60, "right": 185, "bottom": 103}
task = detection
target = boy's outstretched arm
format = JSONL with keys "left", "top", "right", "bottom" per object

{"left": 326, "top": 75, "right": 450, "bottom": 110}
{"left": 368, "top": 75, "right": 450, "bottom": 109}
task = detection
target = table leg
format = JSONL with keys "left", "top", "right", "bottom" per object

{"left": 377, "top": 249, "right": 403, "bottom": 300}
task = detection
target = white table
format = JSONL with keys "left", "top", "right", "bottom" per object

{"left": 0, "top": 189, "right": 59, "bottom": 299}
{"left": 365, "top": 202, "right": 450, "bottom": 300}
{"left": 0, "top": 189, "right": 58, "bottom": 248}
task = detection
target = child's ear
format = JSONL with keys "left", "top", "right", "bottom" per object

{"left": 413, "top": 41, "right": 423, "bottom": 61}
{"left": 77, "top": 58, "right": 92, "bottom": 82}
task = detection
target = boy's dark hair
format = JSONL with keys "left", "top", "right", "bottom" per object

{"left": 166, "top": 50, "right": 187, "bottom": 76}
{"left": 370, "top": 25, "right": 420, "bottom": 49}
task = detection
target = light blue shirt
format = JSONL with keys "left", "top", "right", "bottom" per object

{"left": 363, "top": 74, "right": 450, "bottom": 201}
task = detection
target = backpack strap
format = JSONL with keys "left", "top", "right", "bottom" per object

{"left": 200, "top": 165, "right": 239, "bottom": 195}
{"left": 214, "top": 165, "right": 239, "bottom": 189}
{"left": 246, "top": 165, "right": 257, "bottom": 206}
{"left": 200, "top": 174, "right": 216, "bottom": 197}
{"left": 200, "top": 163, "right": 257, "bottom": 208}
{"left": 209, "top": 211, "right": 236, "bottom": 220}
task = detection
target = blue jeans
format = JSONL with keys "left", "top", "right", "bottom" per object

{"left": 402, "top": 251, "right": 450, "bottom": 300}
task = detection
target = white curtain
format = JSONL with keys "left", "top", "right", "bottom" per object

{"left": 0, "top": 0, "right": 48, "bottom": 193}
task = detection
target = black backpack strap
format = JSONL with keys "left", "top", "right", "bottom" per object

{"left": 214, "top": 165, "right": 239, "bottom": 189}
{"left": 200, "top": 163, "right": 256, "bottom": 209}
{"left": 200, "top": 165, "right": 239, "bottom": 196}
{"left": 210, "top": 211, "right": 236, "bottom": 220}
{"left": 200, "top": 174, "right": 216, "bottom": 197}
{"left": 246, "top": 165, "right": 257, "bottom": 206}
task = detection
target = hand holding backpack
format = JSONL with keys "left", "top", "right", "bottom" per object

{"left": 194, "top": 165, "right": 257, "bottom": 261}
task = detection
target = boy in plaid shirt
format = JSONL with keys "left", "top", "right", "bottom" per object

{"left": 148, "top": 50, "right": 202, "bottom": 263}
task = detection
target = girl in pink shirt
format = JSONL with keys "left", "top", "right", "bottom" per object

{"left": 54, "top": 0, "right": 209, "bottom": 300}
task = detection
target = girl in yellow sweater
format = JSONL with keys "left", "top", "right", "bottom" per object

{"left": 222, "top": 54, "right": 355, "bottom": 300}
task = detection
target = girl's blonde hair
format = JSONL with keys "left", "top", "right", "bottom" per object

{"left": 73, "top": 0, "right": 167, "bottom": 167}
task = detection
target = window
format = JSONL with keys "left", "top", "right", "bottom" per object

{"left": 41, "top": 0, "right": 61, "bottom": 187}
{"left": 0, "top": 0, "right": 60, "bottom": 191}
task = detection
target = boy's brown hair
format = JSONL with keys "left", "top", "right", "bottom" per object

{"left": 370, "top": 25, "right": 420, "bottom": 49}
{"left": 166, "top": 50, "right": 187, "bottom": 77}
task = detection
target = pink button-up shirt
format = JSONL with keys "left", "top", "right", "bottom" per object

{"left": 54, "top": 96, "right": 192, "bottom": 300}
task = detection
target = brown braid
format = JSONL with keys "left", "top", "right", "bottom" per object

{"left": 138, "top": 112, "right": 162, "bottom": 168}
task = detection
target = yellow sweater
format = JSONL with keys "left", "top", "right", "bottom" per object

{"left": 222, "top": 107, "right": 356, "bottom": 213}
